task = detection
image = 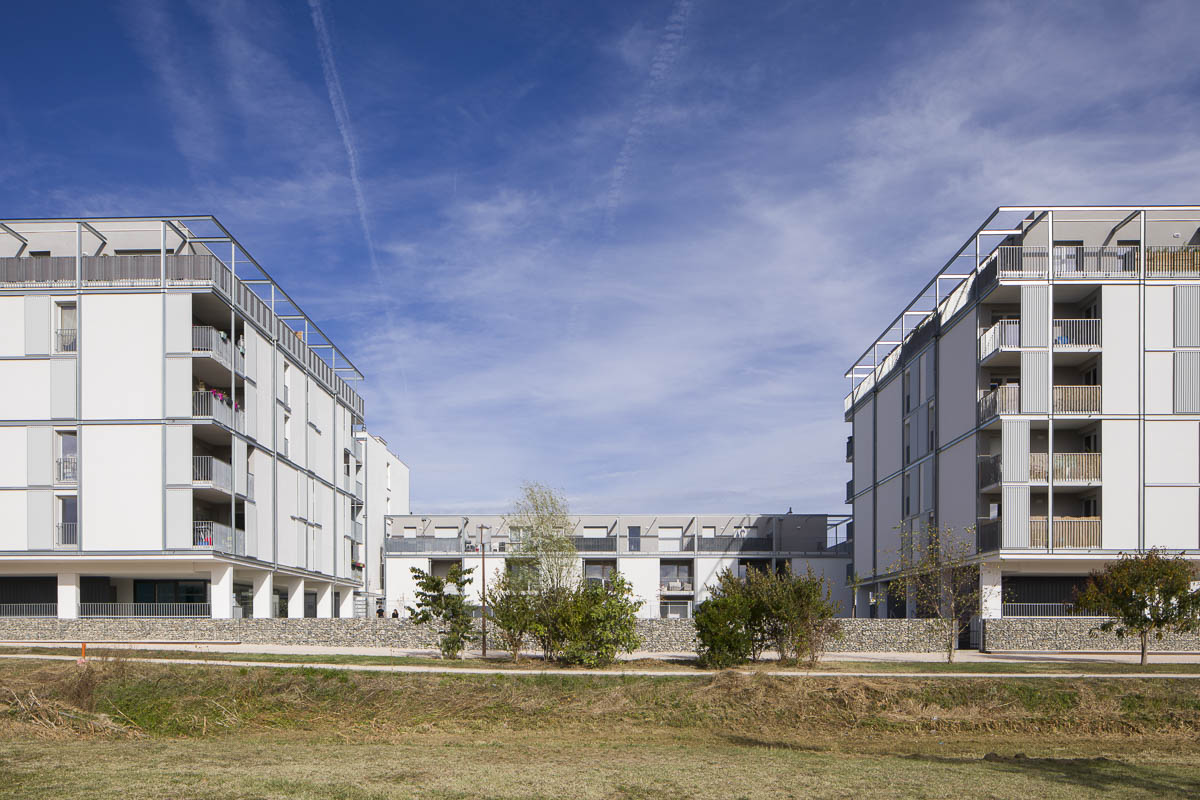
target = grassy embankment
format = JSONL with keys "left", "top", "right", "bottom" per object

{"left": 0, "top": 657, "right": 1199, "bottom": 798}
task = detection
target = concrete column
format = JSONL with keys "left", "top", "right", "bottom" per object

{"left": 338, "top": 587, "right": 356, "bottom": 619}
{"left": 252, "top": 571, "right": 274, "bottom": 619}
{"left": 287, "top": 578, "right": 305, "bottom": 618}
{"left": 210, "top": 563, "right": 234, "bottom": 619}
{"left": 56, "top": 572, "right": 79, "bottom": 619}
{"left": 980, "top": 561, "right": 1003, "bottom": 619}
{"left": 315, "top": 581, "right": 333, "bottom": 618}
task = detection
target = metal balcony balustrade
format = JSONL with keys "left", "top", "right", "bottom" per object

{"left": 0, "top": 604, "right": 57, "bottom": 618}
{"left": 845, "top": 479, "right": 854, "bottom": 503}
{"left": 978, "top": 454, "right": 1002, "bottom": 489}
{"left": 977, "top": 518, "right": 1001, "bottom": 551}
{"left": 245, "top": 472, "right": 255, "bottom": 501}
{"left": 192, "top": 390, "right": 243, "bottom": 430}
{"left": 992, "top": 246, "right": 1140, "bottom": 279}
{"left": 192, "top": 455, "right": 233, "bottom": 493}
{"left": 192, "top": 520, "right": 246, "bottom": 554}
{"left": 1054, "top": 385, "right": 1101, "bottom": 413}
{"left": 572, "top": 536, "right": 619, "bottom": 552}
{"left": 978, "top": 385, "right": 1020, "bottom": 421}
{"left": 1029, "top": 516, "right": 1102, "bottom": 548}
{"left": 659, "top": 581, "right": 694, "bottom": 593}
{"left": 0, "top": 255, "right": 76, "bottom": 287}
{"left": 845, "top": 435, "right": 854, "bottom": 462}
{"left": 56, "top": 455, "right": 78, "bottom": 483}
{"left": 1029, "top": 452, "right": 1102, "bottom": 483}
{"left": 1052, "top": 319, "right": 1101, "bottom": 348}
{"left": 192, "top": 325, "right": 244, "bottom": 371}
{"left": 978, "top": 320, "right": 1020, "bottom": 360}
{"left": 1002, "top": 603, "right": 1084, "bottom": 617}
{"left": 55, "top": 522, "right": 78, "bottom": 548}
{"left": 80, "top": 603, "right": 211, "bottom": 618}
{"left": 352, "top": 521, "right": 364, "bottom": 544}
{"left": 1145, "top": 246, "right": 1200, "bottom": 277}
{"left": 55, "top": 328, "right": 77, "bottom": 353}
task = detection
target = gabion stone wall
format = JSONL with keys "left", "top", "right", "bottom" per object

{"left": 983, "top": 618, "right": 1200, "bottom": 652}
{"left": 0, "top": 617, "right": 953, "bottom": 654}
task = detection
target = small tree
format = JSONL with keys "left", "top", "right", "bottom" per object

{"left": 407, "top": 564, "right": 476, "bottom": 659}
{"left": 559, "top": 572, "right": 644, "bottom": 667}
{"left": 892, "top": 524, "right": 980, "bottom": 663}
{"left": 508, "top": 482, "right": 580, "bottom": 661}
{"left": 756, "top": 564, "right": 842, "bottom": 666}
{"left": 484, "top": 563, "right": 536, "bottom": 661}
{"left": 1073, "top": 550, "right": 1200, "bottom": 665}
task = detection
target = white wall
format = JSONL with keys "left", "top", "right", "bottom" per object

{"left": 792, "top": 557, "right": 851, "bottom": 616}
{"left": 0, "top": 428, "right": 27, "bottom": 486}
{"left": 617, "top": 557, "right": 660, "bottom": 618}
{"left": 80, "top": 294, "right": 163, "bottom": 420}
{"left": 1104, "top": 284, "right": 1140, "bottom": 414}
{"left": 1145, "top": 487, "right": 1199, "bottom": 549}
{"left": 0, "top": 296, "right": 23, "bottom": 356}
{"left": 1102, "top": 420, "right": 1139, "bottom": 550}
{"left": 385, "top": 556, "right": 428, "bottom": 614}
{"left": 694, "top": 556, "right": 736, "bottom": 602}
{"left": 0, "top": 361, "right": 51, "bottom": 420}
{"left": 81, "top": 424, "right": 162, "bottom": 550}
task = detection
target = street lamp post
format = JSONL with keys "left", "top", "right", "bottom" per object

{"left": 478, "top": 523, "right": 491, "bottom": 657}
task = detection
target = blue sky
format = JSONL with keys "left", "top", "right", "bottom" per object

{"left": 4, "top": 1, "right": 1200, "bottom": 514}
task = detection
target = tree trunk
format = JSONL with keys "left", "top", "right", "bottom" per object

{"left": 947, "top": 623, "right": 956, "bottom": 663}
{"left": 1141, "top": 631, "right": 1149, "bottom": 666}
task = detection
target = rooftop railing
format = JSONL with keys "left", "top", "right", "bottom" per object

{"left": 1146, "top": 246, "right": 1200, "bottom": 277}
{"left": 0, "top": 256, "right": 76, "bottom": 287}
{"left": 1053, "top": 246, "right": 1138, "bottom": 278}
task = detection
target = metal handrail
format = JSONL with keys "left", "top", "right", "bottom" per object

{"left": 1029, "top": 516, "right": 1102, "bottom": 548}
{"left": 1029, "top": 452, "right": 1101, "bottom": 483}
{"left": 1053, "top": 385, "right": 1101, "bottom": 414}
{"left": 192, "top": 390, "right": 240, "bottom": 429}
{"left": 55, "top": 328, "right": 77, "bottom": 353}
{"left": 978, "top": 385, "right": 1019, "bottom": 421}
{"left": 1145, "top": 246, "right": 1200, "bottom": 277}
{"left": 1002, "top": 603, "right": 1085, "bottom": 617}
{"left": 977, "top": 454, "right": 1001, "bottom": 489}
{"left": 192, "top": 455, "right": 233, "bottom": 492}
{"left": 1053, "top": 246, "right": 1138, "bottom": 278}
{"left": 192, "top": 325, "right": 234, "bottom": 368}
{"left": 0, "top": 256, "right": 75, "bottom": 287}
{"left": 978, "top": 319, "right": 1020, "bottom": 359}
{"left": 56, "top": 455, "right": 78, "bottom": 482}
{"left": 80, "top": 603, "right": 210, "bottom": 618}
{"left": 1052, "top": 319, "right": 1101, "bottom": 348}
{"left": 56, "top": 522, "right": 78, "bottom": 547}
{"left": 0, "top": 603, "right": 57, "bottom": 618}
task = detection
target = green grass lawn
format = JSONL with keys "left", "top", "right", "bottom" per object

{"left": 1, "top": 658, "right": 1199, "bottom": 798}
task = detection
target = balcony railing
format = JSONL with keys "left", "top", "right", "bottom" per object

{"left": 994, "top": 246, "right": 1049, "bottom": 278}
{"left": 697, "top": 536, "right": 774, "bottom": 553}
{"left": 80, "top": 603, "right": 211, "bottom": 618}
{"left": 56, "top": 522, "right": 78, "bottom": 548}
{"left": 572, "top": 536, "right": 618, "bottom": 552}
{"left": 1030, "top": 452, "right": 1101, "bottom": 483}
{"left": 193, "top": 455, "right": 233, "bottom": 492}
{"left": 978, "top": 454, "right": 1001, "bottom": 489}
{"left": 386, "top": 537, "right": 462, "bottom": 553}
{"left": 1002, "top": 603, "right": 1083, "bottom": 617}
{"left": 245, "top": 472, "right": 255, "bottom": 501}
{"left": 192, "top": 390, "right": 243, "bottom": 430}
{"left": 1054, "top": 385, "right": 1101, "bottom": 414}
{"left": 1054, "top": 246, "right": 1138, "bottom": 278}
{"left": 1146, "top": 246, "right": 1200, "bottom": 277}
{"left": 192, "top": 325, "right": 241, "bottom": 370}
{"left": 845, "top": 435, "right": 854, "bottom": 462}
{"left": 0, "top": 603, "right": 57, "bottom": 618}
{"left": 845, "top": 479, "right": 854, "bottom": 503}
{"left": 353, "top": 438, "right": 364, "bottom": 461}
{"left": 660, "top": 581, "right": 694, "bottom": 593}
{"left": 1052, "top": 319, "right": 1101, "bottom": 349}
{"left": 352, "top": 521, "right": 364, "bottom": 544}
{"left": 978, "top": 385, "right": 1019, "bottom": 421}
{"left": 56, "top": 455, "right": 78, "bottom": 483}
{"left": 0, "top": 256, "right": 76, "bottom": 287}
{"left": 1029, "top": 516, "right": 1102, "bottom": 548}
{"left": 977, "top": 518, "right": 1001, "bottom": 552}
{"left": 979, "top": 319, "right": 1019, "bottom": 360}
{"left": 192, "top": 520, "right": 245, "bottom": 554}
{"left": 55, "top": 328, "right": 78, "bottom": 353}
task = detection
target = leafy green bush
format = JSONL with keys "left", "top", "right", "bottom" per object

{"left": 694, "top": 570, "right": 757, "bottom": 668}
{"left": 407, "top": 564, "right": 477, "bottom": 659}
{"left": 558, "top": 572, "right": 643, "bottom": 667}
{"left": 485, "top": 564, "right": 537, "bottom": 661}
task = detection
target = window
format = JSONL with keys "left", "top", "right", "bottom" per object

{"left": 1081, "top": 430, "right": 1099, "bottom": 454}
{"left": 658, "top": 526, "right": 683, "bottom": 552}
{"left": 114, "top": 248, "right": 174, "bottom": 256}
{"left": 57, "top": 496, "right": 78, "bottom": 546}
{"left": 282, "top": 414, "right": 291, "bottom": 457}
{"left": 903, "top": 370, "right": 912, "bottom": 413}
{"left": 927, "top": 402, "right": 936, "bottom": 450}
{"left": 701, "top": 525, "right": 716, "bottom": 537}
{"left": 55, "top": 302, "right": 77, "bottom": 353}
{"left": 28, "top": 250, "right": 51, "bottom": 257}
{"left": 627, "top": 525, "right": 641, "bottom": 552}
{"left": 903, "top": 422, "right": 911, "bottom": 465}
{"left": 583, "top": 561, "right": 615, "bottom": 585}
{"left": 282, "top": 363, "right": 291, "bottom": 405}
{"left": 1081, "top": 363, "right": 1100, "bottom": 387}
{"left": 1081, "top": 496, "right": 1099, "bottom": 517}
{"left": 56, "top": 431, "right": 78, "bottom": 482}
{"left": 902, "top": 473, "right": 911, "bottom": 517}
{"left": 659, "top": 561, "right": 693, "bottom": 590}
{"left": 660, "top": 600, "right": 692, "bottom": 619}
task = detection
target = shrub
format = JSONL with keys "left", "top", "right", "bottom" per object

{"left": 485, "top": 565, "right": 537, "bottom": 661}
{"left": 558, "top": 572, "right": 643, "bottom": 667}
{"left": 407, "top": 564, "right": 477, "bottom": 659}
{"left": 694, "top": 570, "right": 757, "bottom": 668}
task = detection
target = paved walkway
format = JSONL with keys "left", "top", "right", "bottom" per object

{"left": 2, "top": 651, "right": 1200, "bottom": 679}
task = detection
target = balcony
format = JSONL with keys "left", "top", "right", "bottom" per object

{"left": 845, "top": 435, "right": 854, "bottom": 463}
{"left": 386, "top": 536, "right": 462, "bottom": 553}
{"left": 994, "top": 246, "right": 1049, "bottom": 278}
{"left": 1054, "top": 385, "right": 1101, "bottom": 414}
{"left": 1053, "top": 246, "right": 1138, "bottom": 278}
{"left": 56, "top": 455, "right": 78, "bottom": 483}
{"left": 193, "top": 455, "right": 233, "bottom": 493}
{"left": 697, "top": 536, "right": 774, "bottom": 553}
{"left": 978, "top": 320, "right": 1019, "bottom": 361}
{"left": 55, "top": 328, "right": 77, "bottom": 354}
{"left": 978, "top": 454, "right": 1001, "bottom": 490}
{"left": 352, "top": 521, "right": 364, "bottom": 544}
{"left": 978, "top": 385, "right": 1019, "bottom": 421}
{"left": 192, "top": 520, "right": 245, "bottom": 554}
{"left": 55, "top": 522, "right": 78, "bottom": 549}
{"left": 193, "top": 390, "right": 243, "bottom": 430}
{"left": 1029, "top": 516, "right": 1102, "bottom": 548}
{"left": 659, "top": 581, "right": 694, "bottom": 594}
{"left": 80, "top": 603, "right": 210, "bottom": 618}
{"left": 1146, "top": 246, "right": 1200, "bottom": 277}
{"left": 192, "top": 326, "right": 244, "bottom": 372}
{"left": 0, "top": 255, "right": 76, "bottom": 288}
{"left": 845, "top": 479, "right": 854, "bottom": 503}
{"left": 1030, "top": 453, "right": 1101, "bottom": 484}
{"left": 572, "top": 536, "right": 618, "bottom": 553}
{"left": 1052, "top": 319, "right": 1101, "bottom": 349}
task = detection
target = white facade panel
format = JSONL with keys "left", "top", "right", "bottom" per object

{"left": 0, "top": 361, "right": 51, "bottom": 420}
{"left": 49, "top": 358, "right": 76, "bottom": 419}
{"left": 0, "top": 297, "right": 24, "bottom": 356}
{"left": 164, "top": 357, "right": 191, "bottom": 418}
{"left": 0, "top": 491, "right": 27, "bottom": 550}
{"left": 1145, "top": 420, "right": 1199, "bottom": 484}
{"left": 1102, "top": 420, "right": 1140, "bottom": 550}
{"left": 25, "top": 489, "right": 51, "bottom": 550}
{"left": 25, "top": 426, "right": 51, "bottom": 486}
{"left": 875, "top": 377, "right": 902, "bottom": 480}
{"left": 1144, "top": 286, "right": 1174, "bottom": 350}
{"left": 1103, "top": 284, "right": 1140, "bottom": 414}
{"left": 852, "top": 492, "right": 874, "bottom": 576}
{"left": 164, "top": 425, "right": 192, "bottom": 485}
{"left": 165, "top": 487, "right": 192, "bottom": 549}
{"left": 80, "top": 294, "right": 163, "bottom": 420}
{"left": 1145, "top": 352, "right": 1174, "bottom": 414}
{"left": 385, "top": 555, "right": 428, "bottom": 614}
{"left": 694, "top": 556, "right": 737, "bottom": 602}
{"left": 938, "top": 310, "right": 978, "bottom": 442}
{"left": 616, "top": 557, "right": 660, "bottom": 619}
{"left": 23, "top": 295, "right": 49, "bottom": 356}
{"left": 794, "top": 557, "right": 851, "bottom": 616}
{"left": 164, "top": 293, "right": 192, "bottom": 353}
{"left": 1145, "top": 487, "right": 1199, "bottom": 549}
{"left": 0, "top": 428, "right": 27, "bottom": 486}
{"left": 81, "top": 424, "right": 163, "bottom": 550}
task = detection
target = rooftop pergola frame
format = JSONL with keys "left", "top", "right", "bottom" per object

{"left": 843, "top": 205, "right": 1200, "bottom": 396}
{"left": 0, "top": 215, "right": 364, "bottom": 388}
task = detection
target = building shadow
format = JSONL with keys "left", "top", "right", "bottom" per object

{"left": 904, "top": 753, "right": 1200, "bottom": 796}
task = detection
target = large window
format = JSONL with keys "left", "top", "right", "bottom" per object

{"left": 583, "top": 560, "right": 616, "bottom": 586}
{"left": 659, "top": 561, "right": 693, "bottom": 590}
{"left": 660, "top": 600, "right": 692, "bottom": 619}
{"left": 133, "top": 579, "right": 208, "bottom": 605}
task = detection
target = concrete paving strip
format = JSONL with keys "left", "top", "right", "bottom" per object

{"left": 3, "top": 652, "right": 1200, "bottom": 679}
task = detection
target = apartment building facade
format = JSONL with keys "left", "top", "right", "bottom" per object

{"left": 382, "top": 512, "right": 851, "bottom": 619}
{"left": 0, "top": 216, "right": 405, "bottom": 619}
{"left": 845, "top": 205, "right": 1200, "bottom": 619}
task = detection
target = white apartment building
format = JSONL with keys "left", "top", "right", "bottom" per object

{"left": 383, "top": 513, "right": 851, "bottom": 619}
{"left": 0, "top": 216, "right": 406, "bottom": 619}
{"left": 845, "top": 205, "right": 1200, "bottom": 621}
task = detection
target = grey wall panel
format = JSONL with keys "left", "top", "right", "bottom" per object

{"left": 23, "top": 296, "right": 50, "bottom": 356}
{"left": 26, "top": 490, "right": 52, "bottom": 550}
{"left": 50, "top": 359, "right": 76, "bottom": 419}
{"left": 25, "top": 427, "right": 52, "bottom": 486}
{"left": 1021, "top": 351, "right": 1049, "bottom": 413}
{"left": 1021, "top": 285, "right": 1049, "bottom": 347}
{"left": 165, "top": 488, "right": 193, "bottom": 548}
{"left": 165, "top": 425, "right": 192, "bottom": 485}
{"left": 1002, "top": 418, "right": 1030, "bottom": 482}
{"left": 164, "top": 294, "right": 192, "bottom": 353}
{"left": 1175, "top": 286, "right": 1200, "bottom": 347}
{"left": 1175, "top": 351, "right": 1200, "bottom": 413}
{"left": 164, "top": 357, "right": 192, "bottom": 418}
{"left": 1002, "top": 485, "right": 1030, "bottom": 548}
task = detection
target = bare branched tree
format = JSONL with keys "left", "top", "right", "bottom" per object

{"left": 891, "top": 523, "right": 980, "bottom": 663}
